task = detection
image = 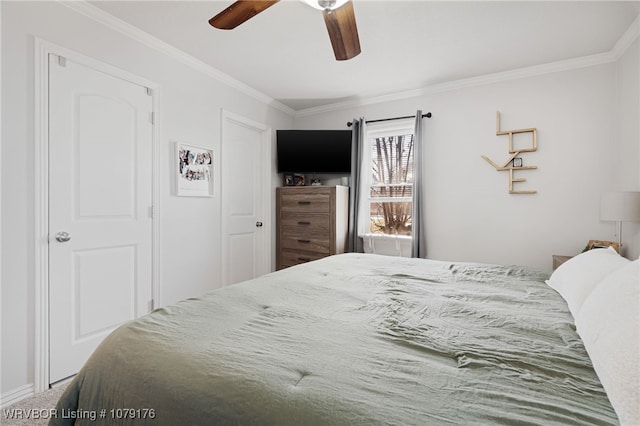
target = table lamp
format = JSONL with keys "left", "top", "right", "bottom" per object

{"left": 600, "top": 191, "right": 640, "bottom": 248}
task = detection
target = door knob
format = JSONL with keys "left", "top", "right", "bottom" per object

{"left": 256, "top": 221, "right": 263, "bottom": 227}
{"left": 55, "top": 232, "right": 71, "bottom": 242}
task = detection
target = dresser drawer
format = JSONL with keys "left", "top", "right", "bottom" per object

{"left": 280, "top": 236, "right": 330, "bottom": 254}
{"left": 280, "top": 215, "right": 331, "bottom": 237}
{"left": 280, "top": 192, "right": 331, "bottom": 214}
{"left": 280, "top": 249, "right": 327, "bottom": 268}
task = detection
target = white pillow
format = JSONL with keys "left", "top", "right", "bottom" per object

{"left": 575, "top": 260, "right": 639, "bottom": 426}
{"left": 546, "top": 247, "right": 630, "bottom": 317}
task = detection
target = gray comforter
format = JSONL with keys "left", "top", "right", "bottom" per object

{"left": 51, "top": 253, "right": 617, "bottom": 425}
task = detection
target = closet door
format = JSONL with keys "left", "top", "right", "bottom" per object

{"left": 221, "top": 111, "right": 271, "bottom": 285}
{"left": 48, "top": 54, "right": 154, "bottom": 384}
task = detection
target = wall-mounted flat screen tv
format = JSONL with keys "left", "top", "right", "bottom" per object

{"left": 276, "top": 130, "right": 352, "bottom": 174}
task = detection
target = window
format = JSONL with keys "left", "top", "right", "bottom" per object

{"left": 364, "top": 125, "right": 414, "bottom": 236}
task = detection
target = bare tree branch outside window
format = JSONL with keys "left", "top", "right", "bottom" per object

{"left": 370, "top": 134, "right": 414, "bottom": 235}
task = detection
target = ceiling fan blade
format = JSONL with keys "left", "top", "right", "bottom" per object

{"left": 323, "top": 1, "right": 361, "bottom": 61}
{"left": 209, "top": 1, "right": 279, "bottom": 30}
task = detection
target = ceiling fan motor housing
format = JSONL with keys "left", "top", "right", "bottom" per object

{"left": 318, "top": 0, "right": 337, "bottom": 13}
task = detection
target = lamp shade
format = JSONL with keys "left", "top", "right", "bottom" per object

{"left": 600, "top": 191, "right": 640, "bottom": 222}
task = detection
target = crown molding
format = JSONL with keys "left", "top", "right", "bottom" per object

{"left": 294, "top": 51, "right": 617, "bottom": 118}
{"left": 59, "top": 1, "right": 296, "bottom": 117}
{"left": 611, "top": 15, "right": 639, "bottom": 61}
{"left": 295, "top": 16, "right": 639, "bottom": 118}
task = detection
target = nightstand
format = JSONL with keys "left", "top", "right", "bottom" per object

{"left": 552, "top": 255, "right": 573, "bottom": 270}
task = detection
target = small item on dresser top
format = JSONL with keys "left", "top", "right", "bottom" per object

{"left": 582, "top": 239, "right": 620, "bottom": 253}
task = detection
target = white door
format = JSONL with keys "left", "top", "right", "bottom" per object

{"left": 221, "top": 111, "right": 271, "bottom": 286}
{"left": 48, "top": 54, "right": 154, "bottom": 384}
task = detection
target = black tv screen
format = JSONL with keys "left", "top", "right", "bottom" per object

{"left": 276, "top": 130, "right": 352, "bottom": 173}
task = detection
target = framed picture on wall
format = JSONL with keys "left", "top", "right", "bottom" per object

{"left": 175, "top": 142, "right": 214, "bottom": 197}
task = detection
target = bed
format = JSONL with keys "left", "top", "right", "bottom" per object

{"left": 51, "top": 251, "right": 638, "bottom": 425}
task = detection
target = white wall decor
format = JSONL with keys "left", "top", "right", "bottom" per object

{"left": 176, "top": 143, "right": 213, "bottom": 197}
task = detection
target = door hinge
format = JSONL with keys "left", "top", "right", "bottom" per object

{"left": 149, "top": 111, "right": 155, "bottom": 124}
{"left": 148, "top": 205, "right": 155, "bottom": 218}
{"left": 145, "top": 87, "right": 153, "bottom": 96}
{"left": 149, "top": 299, "right": 155, "bottom": 312}
{"left": 57, "top": 56, "right": 67, "bottom": 67}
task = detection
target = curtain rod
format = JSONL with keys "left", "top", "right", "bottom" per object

{"left": 346, "top": 112, "right": 432, "bottom": 127}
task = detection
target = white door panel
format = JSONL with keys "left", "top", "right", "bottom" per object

{"left": 75, "top": 94, "right": 137, "bottom": 218}
{"left": 48, "top": 54, "right": 153, "bottom": 383}
{"left": 229, "top": 234, "right": 256, "bottom": 284}
{"left": 74, "top": 246, "right": 136, "bottom": 339}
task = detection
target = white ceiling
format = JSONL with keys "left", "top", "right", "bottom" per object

{"left": 90, "top": 1, "right": 639, "bottom": 112}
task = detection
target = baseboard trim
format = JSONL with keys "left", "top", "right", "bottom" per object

{"left": 0, "top": 384, "right": 34, "bottom": 409}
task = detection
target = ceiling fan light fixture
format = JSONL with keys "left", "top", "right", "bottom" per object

{"left": 301, "top": 0, "right": 349, "bottom": 12}
{"left": 209, "top": 0, "right": 361, "bottom": 61}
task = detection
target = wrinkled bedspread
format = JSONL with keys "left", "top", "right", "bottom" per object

{"left": 51, "top": 253, "right": 617, "bottom": 425}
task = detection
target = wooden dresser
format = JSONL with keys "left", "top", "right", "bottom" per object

{"left": 276, "top": 185, "right": 349, "bottom": 270}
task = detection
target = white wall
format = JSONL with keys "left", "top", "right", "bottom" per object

{"left": 614, "top": 38, "right": 640, "bottom": 257}
{"left": 295, "top": 51, "right": 639, "bottom": 270}
{"left": 1, "top": 1, "right": 293, "bottom": 401}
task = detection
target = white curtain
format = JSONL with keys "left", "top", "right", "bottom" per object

{"left": 411, "top": 110, "right": 425, "bottom": 258}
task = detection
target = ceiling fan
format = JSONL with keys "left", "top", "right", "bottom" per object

{"left": 209, "top": 0, "right": 361, "bottom": 61}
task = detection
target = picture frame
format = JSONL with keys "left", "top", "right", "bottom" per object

{"left": 175, "top": 142, "right": 213, "bottom": 197}
{"left": 294, "top": 173, "right": 305, "bottom": 186}
{"left": 583, "top": 239, "right": 620, "bottom": 253}
{"left": 283, "top": 173, "right": 295, "bottom": 186}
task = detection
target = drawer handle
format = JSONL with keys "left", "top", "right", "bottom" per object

{"left": 298, "top": 239, "right": 311, "bottom": 244}
{"left": 298, "top": 201, "right": 311, "bottom": 205}
{"left": 298, "top": 221, "right": 311, "bottom": 225}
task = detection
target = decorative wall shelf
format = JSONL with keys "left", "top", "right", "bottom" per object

{"left": 482, "top": 111, "right": 538, "bottom": 194}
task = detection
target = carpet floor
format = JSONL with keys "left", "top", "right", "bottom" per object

{"left": 2, "top": 383, "right": 69, "bottom": 425}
